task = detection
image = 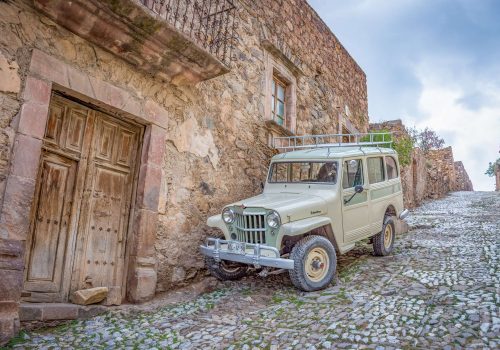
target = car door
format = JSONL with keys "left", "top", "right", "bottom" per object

{"left": 366, "top": 156, "right": 388, "bottom": 234}
{"left": 341, "top": 158, "right": 371, "bottom": 243}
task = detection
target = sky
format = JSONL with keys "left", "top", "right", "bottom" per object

{"left": 308, "top": 0, "right": 500, "bottom": 191}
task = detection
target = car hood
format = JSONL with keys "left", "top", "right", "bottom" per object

{"left": 230, "top": 192, "right": 328, "bottom": 223}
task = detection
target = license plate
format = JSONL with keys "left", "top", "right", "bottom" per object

{"left": 227, "top": 241, "right": 245, "bottom": 255}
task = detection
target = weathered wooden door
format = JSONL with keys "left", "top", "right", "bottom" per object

{"left": 24, "top": 94, "right": 142, "bottom": 304}
{"left": 24, "top": 95, "right": 94, "bottom": 302}
{"left": 71, "top": 112, "right": 141, "bottom": 305}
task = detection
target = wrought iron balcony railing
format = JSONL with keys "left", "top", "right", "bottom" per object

{"left": 140, "top": 0, "right": 237, "bottom": 66}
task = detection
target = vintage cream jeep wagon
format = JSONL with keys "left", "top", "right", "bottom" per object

{"left": 200, "top": 134, "right": 409, "bottom": 291}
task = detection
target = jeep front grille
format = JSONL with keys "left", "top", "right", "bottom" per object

{"left": 235, "top": 213, "right": 266, "bottom": 244}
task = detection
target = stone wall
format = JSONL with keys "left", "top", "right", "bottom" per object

{"left": 426, "top": 147, "right": 456, "bottom": 199}
{"left": 0, "top": 0, "right": 369, "bottom": 319}
{"left": 240, "top": 1, "right": 369, "bottom": 135}
{"left": 453, "top": 161, "right": 473, "bottom": 192}
{"left": 401, "top": 148, "right": 428, "bottom": 208}
{"left": 369, "top": 120, "right": 473, "bottom": 209}
{"left": 155, "top": 0, "right": 369, "bottom": 290}
{"left": 0, "top": 238, "right": 24, "bottom": 344}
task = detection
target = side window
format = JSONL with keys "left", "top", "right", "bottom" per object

{"left": 367, "top": 157, "right": 385, "bottom": 184}
{"left": 342, "top": 159, "right": 364, "bottom": 189}
{"left": 386, "top": 156, "right": 399, "bottom": 179}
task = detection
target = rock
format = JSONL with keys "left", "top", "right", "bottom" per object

{"left": 0, "top": 53, "right": 20, "bottom": 93}
{"left": 480, "top": 323, "right": 490, "bottom": 333}
{"left": 71, "top": 287, "right": 109, "bottom": 305}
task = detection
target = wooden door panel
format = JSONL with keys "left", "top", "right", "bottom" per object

{"left": 24, "top": 94, "right": 94, "bottom": 302}
{"left": 95, "top": 119, "right": 116, "bottom": 162}
{"left": 79, "top": 166, "right": 127, "bottom": 289}
{"left": 25, "top": 153, "right": 76, "bottom": 298}
{"left": 72, "top": 112, "right": 141, "bottom": 304}
{"left": 115, "top": 128, "right": 135, "bottom": 167}
{"left": 44, "top": 99, "right": 65, "bottom": 146}
{"left": 64, "top": 108, "right": 87, "bottom": 153}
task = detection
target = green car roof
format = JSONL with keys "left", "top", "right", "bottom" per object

{"left": 271, "top": 146, "right": 397, "bottom": 160}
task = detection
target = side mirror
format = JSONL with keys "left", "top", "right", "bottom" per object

{"left": 344, "top": 184, "right": 364, "bottom": 205}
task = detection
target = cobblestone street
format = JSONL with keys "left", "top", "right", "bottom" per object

{"left": 6, "top": 192, "right": 500, "bottom": 350}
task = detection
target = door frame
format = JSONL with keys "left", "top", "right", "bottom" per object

{"left": 0, "top": 49, "right": 168, "bottom": 303}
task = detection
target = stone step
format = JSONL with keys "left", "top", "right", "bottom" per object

{"left": 19, "top": 303, "right": 107, "bottom": 321}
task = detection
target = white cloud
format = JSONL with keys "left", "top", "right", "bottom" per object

{"left": 404, "top": 60, "right": 500, "bottom": 191}
{"left": 307, "top": 0, "right": 500, "bottom": 191}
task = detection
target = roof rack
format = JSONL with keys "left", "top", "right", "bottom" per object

{"left": 273, "top": 132, "right": 393, "bottom": 152}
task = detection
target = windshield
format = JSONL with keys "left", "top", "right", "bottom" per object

{"left": 268, "top": 161, "right": 339, "bottom": 184}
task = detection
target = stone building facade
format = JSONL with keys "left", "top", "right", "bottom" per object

{"left": 369, "top": 120, "right": 473, "bottom": 209}
{"left": 0, "top": 0, "right": 368, "bottom": 342}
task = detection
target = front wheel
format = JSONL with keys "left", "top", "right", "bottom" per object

{"left": 373, "top": 217, "right": 395, "bottom": 256}
{"left": 289, "top": 235, "right": 337, "bottom": 292}
{"left": 205, "top": 257, "right": 248, "bottom": 281}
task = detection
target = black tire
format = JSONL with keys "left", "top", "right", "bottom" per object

{"left": 205, "top": 257, "right": 248, "bottom": 281}
{"left": 373, "top": 216, "right": 395, "bottom": 256}
{"left": 288, "top": 235, "right": 337, "bottom": 292}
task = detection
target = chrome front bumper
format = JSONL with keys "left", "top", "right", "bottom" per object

{"left": 200, "top": 238, "right": 294, "bottom": 270}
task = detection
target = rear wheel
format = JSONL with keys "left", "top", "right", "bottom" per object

{"left": 373, "top": 217, "right": 395, "bottom": 256}
{"left": 205, "top": 257, "right": 248, "bottom": 281}
{"left": 289, "top": 235, "right": 337, "bottom": 292}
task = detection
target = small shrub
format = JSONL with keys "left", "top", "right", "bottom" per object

{"left": 361, "top": 129, "right": 414, "bottom": 166}
{"left": 394, "top": 135, "right": 413, "bottom": 166}
{"left": 407, "top": 127, "right": 445, "bottom": 153}
{"left": 485, "top": 158, "right": 500, "bottom": 177}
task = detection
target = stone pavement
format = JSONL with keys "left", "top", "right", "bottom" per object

{"left": 5, "top": 192, "right": 499, "bottom": 349}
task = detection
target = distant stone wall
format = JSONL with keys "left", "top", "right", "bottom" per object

{"left": 369, "top": 120, "right": 473, "bottom": 209}
{"left": 426, "top": 147, "right": 456, "bottom": 199}
{"left": 369, "top": 119, "right": 406, "bottom": 138}
{"left": 453, "top": 161, "right": 473, "bottom": 191}
{"left": 401, "top": 148, "right": 427, "bottom": 208}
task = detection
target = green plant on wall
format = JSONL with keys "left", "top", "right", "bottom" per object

{"left": 394, "top": 135, "right": 414, "bottom": 166}
{"left": 485, "top": 158, "right": 500, "bottom": 177}
{"left": 361, "top": 129, "right": 414, "bottom": 166}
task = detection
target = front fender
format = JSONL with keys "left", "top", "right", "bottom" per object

{"left": 277, "top": 216, "right": 333, "bottom": 248}
{"left": 207, "top": 214, "right": 229, "bottom": 239}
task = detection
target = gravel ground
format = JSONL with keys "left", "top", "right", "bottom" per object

{"left": 6, "top": 191, "right": 500, "bottom": 349}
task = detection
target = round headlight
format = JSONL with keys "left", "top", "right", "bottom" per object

{"left": 222, "top": 208, "right": 235, "bottom": 224}
{"left": 267, "top": 211, "right": 281, "bottom": 228}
